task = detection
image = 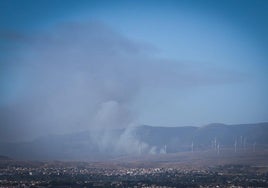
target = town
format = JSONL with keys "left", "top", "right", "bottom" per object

{"left": 0, "top": 160, "right": 267, "bottom": 188}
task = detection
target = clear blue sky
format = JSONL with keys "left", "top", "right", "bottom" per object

{"left": 0, "top": 0, "right": 268, "bottom": 141}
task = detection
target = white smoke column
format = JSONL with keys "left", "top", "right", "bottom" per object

{"left": 149, "top": 146, "right": 157, "bottom": 155}
{"left": 91, "top": 100, "right": 137, "bottom": 153}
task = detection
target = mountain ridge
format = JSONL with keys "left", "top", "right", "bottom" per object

{"left": 1, "top": 122, "right": 268, "bottom": 160}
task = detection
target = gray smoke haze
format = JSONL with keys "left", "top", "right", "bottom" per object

{"left": 0, "top": 21, "right": 246, "bottom": 155}
{"left": 0, "top": 22, "right": 154, "bottom": 155}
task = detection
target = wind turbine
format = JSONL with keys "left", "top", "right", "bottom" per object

{"left": 214, "top": 137, "right": 217, "bottom": 151}
{"left": 234, "top": 139, "right": 237, "bottom": 153}
{"left": 139, "top": 142, "right": 142, "bottom": 155}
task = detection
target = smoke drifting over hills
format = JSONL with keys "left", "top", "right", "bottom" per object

{"left": 2, "top": 23, "right": 138, "bottom": 135}
{"left": 5, "top": 17, "right": 267, "bottom": 160}
{"left": 1, "top": 22, "right": 148, "bottom": 155}
{"left": 1, "top": 22, "right": 244, "bottom": 144}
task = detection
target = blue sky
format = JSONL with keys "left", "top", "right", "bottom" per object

{"left": 0, "top": 0, "right": 268, "bottom": 141}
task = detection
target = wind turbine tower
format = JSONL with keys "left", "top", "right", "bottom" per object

{"left": 139, "top": 142, "right": 142, "bottom": 155}
{"left": 234, "top": 139, "right": 237, "bottom": 153}
{"left": 214, "top": 137, "right": 217, "bottom": 151}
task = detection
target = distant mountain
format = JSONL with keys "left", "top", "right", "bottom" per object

{"left": 136, "top": 123, "right": 268, "bottom": 152}
{"left": 1, "top": 122, "right": 268, "bottom": 160}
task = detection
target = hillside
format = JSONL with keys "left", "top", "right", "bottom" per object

{"left": 0, "top": 123, "right": 268, "bottom": 160}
